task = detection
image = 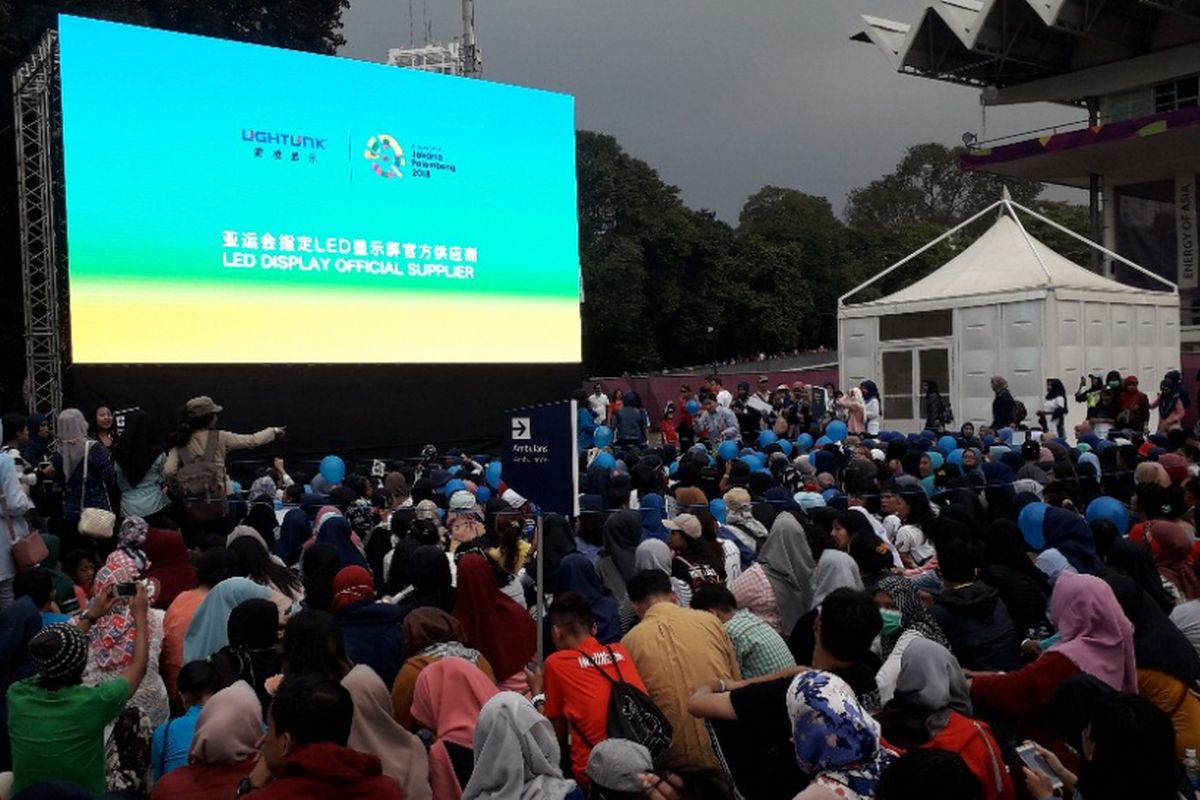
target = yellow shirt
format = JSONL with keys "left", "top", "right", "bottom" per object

{"left": 621, "top": 601, "right": 741, "bottom": 772}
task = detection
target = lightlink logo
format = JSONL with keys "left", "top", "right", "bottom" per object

{"left": 240, "top": 129, "right": 327, "bottom": 149}
{"left": 363, "top": 134, "right": 406, "bottom": 180}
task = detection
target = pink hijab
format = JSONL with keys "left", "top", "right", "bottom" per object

{"left": 189, "top": 680, "right": 263, "bottom": 764}
{"left": 411, "top": 657, "right": 499, "bottom": 800}
{"left": 1049, "top": 573, "right": 1137, "bottom": 692}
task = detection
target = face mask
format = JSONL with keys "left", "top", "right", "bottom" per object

{"left": 880, "top": 608, "right": 903, "bottom": 636}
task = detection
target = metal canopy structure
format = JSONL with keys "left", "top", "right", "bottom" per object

{"left": 13, "top": 29, "right": 64, "bottom": 416}
{"left": 851, "top": 0, "right": 1200, "bottom": 96}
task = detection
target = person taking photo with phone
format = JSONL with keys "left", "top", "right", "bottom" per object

{"left": 8, "top": 581, "right": 150, "bottom": 797}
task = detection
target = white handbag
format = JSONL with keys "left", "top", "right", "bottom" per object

{"left": 77, "top": 441, "right": 115, "bottom": 539}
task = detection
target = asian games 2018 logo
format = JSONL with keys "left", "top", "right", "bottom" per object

{"left": 363, "top": 134, "right": 406, "bottom": 179}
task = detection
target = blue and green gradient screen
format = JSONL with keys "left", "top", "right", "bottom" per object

{"left": 58, "top": 15, "right": 581, "bottom": 364}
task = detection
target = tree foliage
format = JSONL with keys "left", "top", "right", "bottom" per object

{"left": 577, "top": 136, "right": 1090, "bottom": 376}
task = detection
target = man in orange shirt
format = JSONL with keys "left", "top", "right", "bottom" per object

{"left": 531, "top": 591, "right": 649, "bottom": 789}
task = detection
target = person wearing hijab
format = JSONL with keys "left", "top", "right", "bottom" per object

{"left": 724, "top": 487, "right": 769, "bottom": 553}
{"left": 600, "top": 509, "right": 642, "bottom": 584}
{"left": 1151, "top": 369, "right": 1189, "bottom": 432}
{"left": 462, "top": 692, "right": 578, "bottom": 800}
{"left": 875, "top": 639, "right": 1015, "bottom": 800}
{"left": 1105, "top": 538, "right": 1176, "bottom": 614}
{"left": 183, "top": 577, "right": 273, "bottom": 662}
{"left": 1039, "top": 507, "right": 1101, "bottom": 574}
{"left": 143, "top": 528, "right": 197, "bottom": 611}
{"left": 394, "top": 544, "right": 456, "bottom": 618}
{"left": 342, "top": 664, "right": 432, "bottom": 800}
{"left": 1037, "top": 379, "right": 1069, "bottom": 440}
{"left": 83, "top": 549, "right": 170, "bottom": 728}
{"left": 241, "top": 503, "right": 280, "bottom": 550}
{"left": 300, "top": 543, "right": 342, "bottom": 612}
{"left": 111, "top": 409, "right": 170, "bottom": 522}
{"left": 971, "top": 573, "right": 1137, "bottom": 738}
{"left": 411, "top": 656, "right": 501, "bottom": 800}
{"left": 787, "top": 670, "right": 895, "bottom": 800}
{"left": 552, "top": 553, "right": 621, "bottom": 644}
{"left": 531, "top": 513, "right": 578, "bottom": 594}
{"left": 453, "top": 553, "right": 537, "bottom": 691}
{"left": 638, "top": 494, "right": 668, "bottom": 543}
{"left": 732, "top": 503, "right": 816, "bottom": 637}
{"left": 634, "top": 539, "right": 693, "bottom": 608}
{"left": 315, "top": 513, "right": 368, "bottom": 569}
{"left": 209, "top": 598, "right": 283, "bottom": 715}
{"left": 1101, "top": 571, "right": 1200, "bottom": 759}
{"left": 51, "top": 408, "right": 117, "bottom": 548}
{"left": 1146, "top": 519, "right": 1200, "bottom": 601}
{"left": 149, "top": 680, "right": 264, "bottom": 800}
{"left": 0, "top": 416, "right": 36, "bottom": 611}
{"left": 788, "top": 549, "right": 864, "bottom": 665}
{"left": 391, "top": 608, "right": 495, "bottom": 729}
{"left": 331, "top": 565, "right": 405, "bottom": 687}
{"left": 274, "top": 507, "right": 311, "bottom": 568}
{"left": 19, "top": 413, "right": 50, "bottom": 467}
{"left": 978, "top": 519, "right": 1050, "bottom": 637}
{"left": 874, "top": 575, "right": 951, "bottom": 705}
{"left": 162, "top": 547, "right": 235, "bottom": 704}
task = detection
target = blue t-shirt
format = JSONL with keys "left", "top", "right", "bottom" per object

{"left": 151, "top": 704, "right": 203, "bottom": 780}
{"left": 40, "top": 611, "right": 70, "bottom": 627}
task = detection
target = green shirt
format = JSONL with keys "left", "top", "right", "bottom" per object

{"left": 724, "top": 609, "right": 796, "bottom": 679}
{"left": 8, "top": 677, "right": 131, "bottom": 798}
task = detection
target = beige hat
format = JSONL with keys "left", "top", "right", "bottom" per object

{"left": 663, "top": 513, "right": 702, "bottom": 540}
{"left": 185, "top": 396, "right": 223, "bottom": 418}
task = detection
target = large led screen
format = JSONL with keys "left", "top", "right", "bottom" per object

{"left": 59, "top": 15, "right": 581, "bottom": 364}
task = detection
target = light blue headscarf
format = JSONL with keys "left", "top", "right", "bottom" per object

{"left": 183, "top": 577, "right": 271, "bottom": 662}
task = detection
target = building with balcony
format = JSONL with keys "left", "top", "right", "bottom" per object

{"left": 853, "top": 1, "right": 1200, "bottom": 351}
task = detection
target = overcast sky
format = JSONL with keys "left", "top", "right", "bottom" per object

{"left": 340, "top": 0, "right": 1085, "bottom": 222}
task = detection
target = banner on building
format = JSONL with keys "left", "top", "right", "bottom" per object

{"left": 1178, "top": 175, "right": 1197, "bottom": 289}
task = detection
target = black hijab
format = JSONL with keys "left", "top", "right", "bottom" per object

{"left": 538, "top": 513, "right": 577, "bottom": 592}
{"left": 602, "top": 510, "right": 642, "bottom": 582}
{"left": 396, "top": 545, "right": 454, "bottom": 616}
{"left": 1102, "top": 572, "right": 1200, "bottom": 685}
{"left": 1105, "top": 538, "right": 1175, "bottom": 615}
{"left": 110, "top": 410, "right": 161, "bottom": 487}
{"left": 215, "top": 598, "right": 283, "bottom": 717}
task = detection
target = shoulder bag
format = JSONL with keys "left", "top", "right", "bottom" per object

{"left": 78, "top": 442, "right": 116, "bottom": 539}
{"left": 0, "top": 489, "right": 47, "bottom": 571}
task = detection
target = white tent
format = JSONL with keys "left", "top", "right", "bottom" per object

{"left": 838, "top": 198, "right": 1179, "bottom": 436}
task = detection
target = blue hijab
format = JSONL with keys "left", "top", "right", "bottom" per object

{"left": 183, "top": 578, "right": 271, "bottom": 662}
{"left": 638, "top": 494, "right": 668, "bottom": 542}
{"left": 556, "top": 553, "right": 622, "bottom": 644}
{"left": 274, "top": 508, "right": 311, "bottom": 567}
{"left": 1041, "top": 507, "right": 1101, "bottom": 574}
{"left": 315, "top": 516, "right": 368, "bottom": 569}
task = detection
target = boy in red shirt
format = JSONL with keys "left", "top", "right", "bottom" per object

{"left": 532, "top": 591, "right": 648, "bottom": 789}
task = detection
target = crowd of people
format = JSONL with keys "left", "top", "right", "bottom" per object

{"left": 1, "top": 377, "right": 1200, "bottom": 798}
{"left": 580, "top": 369, "right": 1194, "bottom": 451}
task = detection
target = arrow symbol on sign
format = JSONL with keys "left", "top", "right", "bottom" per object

{"left": 511, "top": 417, "right": 531, "bottom": 440}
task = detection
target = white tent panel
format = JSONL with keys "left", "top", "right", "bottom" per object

{"left": 841, "top": 316, "right": 877, "bottom": 388}
{"left": 1084, "top": 302, "right": 1111, "bottom": 374}
{"left": 957, "top": 304, "right": 1000, "bottom": 425}
{"left": 838, "top": 201, "right": 1180, "bottom": 438}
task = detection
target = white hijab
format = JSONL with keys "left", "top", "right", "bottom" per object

{"left": 462, "top": 692, "right": 577, "bottom": 800}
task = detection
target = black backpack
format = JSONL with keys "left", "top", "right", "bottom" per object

{"left": 574, "top": 645, "right": 673, "bottom": 760}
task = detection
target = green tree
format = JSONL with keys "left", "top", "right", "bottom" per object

{"left": 845, "top": 142, "right": 1043, "bottom": 229}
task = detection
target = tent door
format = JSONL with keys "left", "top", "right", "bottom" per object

{"left": 880, "top": 345, "right": 952, "bottom": 429}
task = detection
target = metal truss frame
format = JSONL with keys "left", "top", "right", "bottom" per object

{"left": 13, "top": 29, "right": 64, "bottom": 416}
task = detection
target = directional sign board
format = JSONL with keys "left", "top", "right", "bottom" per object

{"left": 501, "top": 400, "right": 578, "bottom": 516}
